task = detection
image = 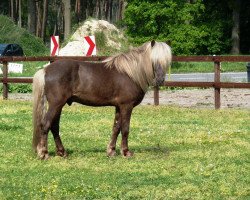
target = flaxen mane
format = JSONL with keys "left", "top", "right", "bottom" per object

{"left": 105, "top": 41, "right": 171, "bottom": 91}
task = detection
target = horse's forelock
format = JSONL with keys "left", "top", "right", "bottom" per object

{"left": 150, "top": 42, "right": 172, "bottom": 74}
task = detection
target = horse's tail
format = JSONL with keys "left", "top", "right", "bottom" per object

{"left": 32, "top": 68, "right": 46, "bottom": 151}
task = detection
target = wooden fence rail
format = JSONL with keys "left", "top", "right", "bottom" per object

{"left": 1, "top": 56, "right": 250, "bottom": 109}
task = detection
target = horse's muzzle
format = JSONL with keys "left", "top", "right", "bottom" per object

{"left": 153, "top": 64, "right": 165, "bottom": 86}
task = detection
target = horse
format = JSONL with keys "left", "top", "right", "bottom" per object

{"left": 32, "top": 40, "right": 172, "bottom": 159}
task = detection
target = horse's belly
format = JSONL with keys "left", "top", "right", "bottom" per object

{"left": 70, "top": 92, "right": 116, "bottom": 106}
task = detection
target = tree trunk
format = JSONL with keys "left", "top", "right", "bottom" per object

{"left": 10, "top": 0, "right": 17, "bottom": 22}
{"left": 10, "top": 0, "right": 14, "bottom": 20}
{"left": 15, "top": 0, "right": 18, "bottom": 22}
{"left": 36, "top": 1, "right": 42, "bottom": 37}
{"left": 54, "top": 4, "right": 62, "bottom": 35}
{"left": 62, "top": 0, "right": 71, "bottom": 39}
{"left": 105, "top": 0, "right": 110, "bottom": 21}
{"left": 101, "top": 0, "right": 107, "bottom": 19}
{"left": 87, "top": 0, "right": 94, "bottom": 18}
{"left": 95, "top": 0, "right": 100, "bottom": 19}
{"left": 75, "top": 0, "right": 81, "bottom": 23}
{"left": 231, "top": 0, "right": 241, "bottom": 54}
{"left": 119, "top": 0, "right": 125, "bottom": 20}
{"left": 41, "top": 0, "right": 48, "bottom": 41}
{"left": 109, "top": 0, "right": 113, "bottom": 22}
{"left": 27, "top": 0, "right": 36, "bottom": 34}
{"left": 81, "top": 0, "right": 87, "bottom": 21}
{"left": 18, "top": 0, "right": 21, "bottom": 27}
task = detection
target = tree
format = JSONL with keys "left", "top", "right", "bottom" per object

{"left": 124, "top": 0, "right": 245, "bottom": 55}
{"left": 1, "top": 0, "right": 249, "bottom": 54}
{"left": 36, "top": 1, "right": 42, "bottom": 37}
{"left": 41, "top": 0, "right": 48, "bottom": 41}
{"left": 74, "top": 0, "right": 82, "bottom": 23}
{"left": 240, "top": 0, "right": 250, "bottom": 53}
{"left": 10, "top": 0, "right": 18, "bottom": 23}
{"left": 62, "top": 0, "right": 71, "bottom": 39}
{"left": 1, "top": 0, "right": 127, "bottom": 42}
{"left": 231, "top": 0, "right": 241, "bottom": 54}
{"left": 18, "top": 0, "right": 21, "bottom": 27}
{"left": 124, "top": 0, "right": 207, "bottom": 55}
{"left": 27, "top": 0, "right": 36, "bottom": 34}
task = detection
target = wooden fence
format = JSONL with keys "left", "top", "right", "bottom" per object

{"left": 1, "top": 56, "right": 250, "bottom": 109}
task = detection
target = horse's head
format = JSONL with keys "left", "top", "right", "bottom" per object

{"left": 150, "top": 40, "right": 172, "bottom": 86}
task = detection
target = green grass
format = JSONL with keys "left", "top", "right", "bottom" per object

{"left": 0, "top": 100, "right": 249, "bottom": 199}
{"left": 172, "top": 62, "right": 247, "bottom": 73}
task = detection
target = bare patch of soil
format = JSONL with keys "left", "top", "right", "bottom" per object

{"left": 141, "top": 88, "right": 250, "bottom": 109}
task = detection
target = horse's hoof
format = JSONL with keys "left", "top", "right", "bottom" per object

{"left": 56, "top": 150, "right": 68, "bottom": 158}
{"left": 122, "top": 150, "right": 134, "bottom": 157}
{"left": 107, "top": 149, "right": 116, "bottom": 157}
{"left": 38, "top": 153, "right": 49, "bottom": 160}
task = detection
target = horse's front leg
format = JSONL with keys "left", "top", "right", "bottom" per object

{"left": 107, "top": 107, "right": 121, "bottom": 157}
{"left": 120, "top": 106, "right": 133, "bottom": 157}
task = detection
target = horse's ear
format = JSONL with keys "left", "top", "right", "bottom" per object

{"left": 151, "top": 40, "right": 156, "bottom": 47}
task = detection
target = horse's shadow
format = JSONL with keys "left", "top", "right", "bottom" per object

{"left": 48, "top": 145, "right": 170, "bottom": 158}
{"left": 136, "top": 145, "right": 170, "bottom": 156}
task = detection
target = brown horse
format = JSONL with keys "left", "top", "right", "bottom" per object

{"left": 32, "top": 40, "right": 172, "bottom": 159}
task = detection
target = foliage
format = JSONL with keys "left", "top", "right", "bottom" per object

{"left": 0, "top": 15, "right": 49, "bottom": 56}
{"left": 8, "top": 84, "right": 32, "bottom": 93}
{"left": 123, "top": 0, "right": 247, "bottom": 55}
{"left": 0, "top": 83, "right": 32, "bottom": 94}
{"left": 1, "top": 0, "right": 250, "bottom": 55}
{"left": 94, "top": 30, "right": 129, "bottom": 56}
{"left": 94, "top": 31, "right": 114, "bottom": 55}
{"left": 0, "top": 101, "right": 249, "bottom": 199}
{"left": 240, "top": 0, "right": 250, "bottom": 54}
{"left": 0, "top": 0, "right": 126, "bottom": 43}
{"left": 199, "top": 0, "right": 232, "bottom": 54}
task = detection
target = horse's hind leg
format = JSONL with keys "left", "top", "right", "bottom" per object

{"left": 37, "top": 103, "right": 64, "bottom": 159}
{"left": 51, "top": 110, "right": 67, "bottom": 157}
{"left": 37, "top": 127, "right": 49, "bottom": 160}
{"left": 107, "top": 107, "right": 121, "bottom": 156}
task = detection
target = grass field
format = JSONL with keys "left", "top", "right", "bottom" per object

{"left": 0, "top": 100, "right": 249, "bottom": 199}
{"left": 172, "top": 62, "right": 247, "bottom": 73}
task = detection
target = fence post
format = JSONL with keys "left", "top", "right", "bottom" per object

{"left": 2, "top": 61, "right": 8, "bottom": 100}
{"left": 247, "top": 62, "right": 250, "bottom": 82}
{"left": 214, "top": 61, "right": 221, "bottom": 109}
{"left": 154, "top": 86, "right": 159, "bottom": 105}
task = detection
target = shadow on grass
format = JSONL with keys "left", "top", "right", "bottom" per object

{"left": 48, "top": 144, "right": 171, "bottom": 158}
{"left": 135, "top": 145, "right": 170, "bottom": 156}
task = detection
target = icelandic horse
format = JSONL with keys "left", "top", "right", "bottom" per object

{"left": 32, "top": 41, "right": 172, "bottom": 159}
